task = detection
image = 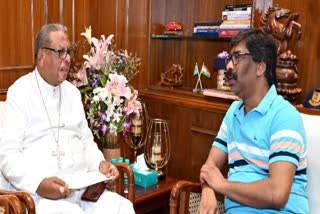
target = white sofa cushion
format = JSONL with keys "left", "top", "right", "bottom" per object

{"left": 300, "top": 112, "right": 320, "bottom": 214}
{"left": 0, "top": 101, "right": 5, "bottom": 128}
{"left": 0, "top": 101, "right": 10, "bottom": 189}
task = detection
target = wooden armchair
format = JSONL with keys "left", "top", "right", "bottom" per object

{"left": 0, "top": 194, "right": 24, "bottom": 214}
{"left": 170, "top": 106, "right": 320, "bottom": 214}
{"left": 169, "top": 180, "right": 224, "bottom": 214}
{"left": 114, "top": 162, "right": 135, "bottom": 202}
{"left": 0, "top": 190, "right": 35, "bottom": 214}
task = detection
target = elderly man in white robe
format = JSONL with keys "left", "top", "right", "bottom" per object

{"left": 0, "top": 23, "right": 135, "bottom": 213}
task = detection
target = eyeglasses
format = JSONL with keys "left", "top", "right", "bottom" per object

{"left": 41, "top": 47, "right": 74, "bottom": 59}
{"left": 225, "top": 52, "right": 252, "bottom": 65}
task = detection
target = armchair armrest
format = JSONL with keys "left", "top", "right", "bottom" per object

{"left": 115, "top": 162, "right": 135, "bottom": 202}
{"left": 0, "top": 189, "right": 36, "bottom": 214}
{"left": 170, "top": 180, "right": 225, "bottom": 214}
{"left": 0, "top": 194, "right": 24, "bottom": 214}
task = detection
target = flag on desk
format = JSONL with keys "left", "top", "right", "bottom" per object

{"left": 193, "top": 63, "right": 199, "bottom": 76}
{"left": 201, "top": 63, "right": 211, "bottom": 78}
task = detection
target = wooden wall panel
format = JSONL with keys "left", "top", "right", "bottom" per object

{"left": 89, "top": 0, "right": 149, "bottom": 90}
{"left": 0, "top": 0, "right": 34, "bottom": 67}
{"left": 0, "top": 0, "right": 35, "bottom": 90}
{"left": 0, "top": 0, "right": 89, "bottom": 91}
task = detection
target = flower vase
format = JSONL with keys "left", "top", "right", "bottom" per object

{"left": 102, "top": 133, "right": 121, "bottom": 162}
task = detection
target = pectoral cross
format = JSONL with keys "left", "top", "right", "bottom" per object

{"left": 52, "top": 145, "right": 65, "bottom": 169}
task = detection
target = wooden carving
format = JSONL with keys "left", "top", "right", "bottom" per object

{"left": 159, "top": 64, "right": 184, "bottom": 87}
{"left": 260, "top": 4, "right": 302, "bottom": 103}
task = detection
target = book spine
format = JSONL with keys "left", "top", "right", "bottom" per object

{"left": 218, "top": 29, "right": 242, "bottom": 37}
{"left": 223, "top": 14, "right": 251, "bottom": 21}
{"left": 222, "top": 10, "right": 252, "bottom": 16}
{"left": 222, "top": 20, "right": 251, "bottom": 25}
{"left": 193, "top": 28, "right": 219, "bottom": 33}
{"left": 219, "top": 24, "right": 250, "bottom": 29}
{"left": 224, "top": 4, "right": 252, "bottom": 10}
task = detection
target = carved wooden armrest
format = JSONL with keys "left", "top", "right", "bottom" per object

{"left": 0, "top": 190, "right": 35, "bottom": 214}
{"left": 0, "top": 194, "right": 24, "bottom": 214}
{"left": 170, "top": 180, "right": 225, "bottom": 214}
{"left": 115, "top": 162, "right": 135, "bottom": 202}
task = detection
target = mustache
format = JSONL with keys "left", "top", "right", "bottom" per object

{"left": 225, "top": 69, "right": 237, "bottom": 80}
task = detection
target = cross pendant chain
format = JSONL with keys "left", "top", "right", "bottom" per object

{"left": 52, "top": 145, "right": 65, "bottom": 169}
{"left": 35, "top": 72, "right": 64, "bottom": 169}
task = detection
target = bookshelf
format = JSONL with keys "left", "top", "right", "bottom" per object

{"left": 140, "top": 0, "right": 252, "bottom": 180}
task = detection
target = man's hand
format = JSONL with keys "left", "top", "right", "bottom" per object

{"left": 99, "top": 160, "right": 119, "bottom": 189}
{"left": 198, "top": 184, "right": 219, "bottom": 214}
{"left": 200, "top": 163, "right": 226, "bottom": 193}
{"left": 36, "top": 177, "right": 73, "bottom": 199}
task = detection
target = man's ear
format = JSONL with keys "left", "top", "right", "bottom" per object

{"left": 256, "top": 62, "right": 266, "bottom": 77}
{"left": 36, "top": 49, "right": 45, "bottom": 65}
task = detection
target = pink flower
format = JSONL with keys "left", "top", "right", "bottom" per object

{"left": 124, "top": 90, "right": 142, "bottom": 115}
{"left": 105, "top": 73, "right": 131, "bottom": 99}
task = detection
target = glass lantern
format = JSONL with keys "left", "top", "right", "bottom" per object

{"left": 144, "top": 118, "right": 171, "bottom": 178}
{"left": 124, "top": 101, "right": 148, "bottom": 166}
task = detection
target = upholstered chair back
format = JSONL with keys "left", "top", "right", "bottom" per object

{"left": 299, "top": 107, "right": 320, "bottom": 214}
{"left": 0, "top": 101, "right": 11, "bottom": 190}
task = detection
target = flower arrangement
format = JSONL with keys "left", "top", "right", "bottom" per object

{"left": 71, "top": 26, "right": 142, "bottom": 144}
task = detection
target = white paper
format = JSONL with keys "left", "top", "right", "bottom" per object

{"left": 63, "top": 171, "right": 113, "bottom": 190}
{"left": 135, "top": 153, "right": 151, "bottom": 171}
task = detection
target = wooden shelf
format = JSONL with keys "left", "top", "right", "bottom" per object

{"left": 151, "top": 34, "right": 231, "bottom": 41}
{"left": 139, "top": 86, "right": 232, "bottom": 113}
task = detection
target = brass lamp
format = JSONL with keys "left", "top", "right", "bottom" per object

{"left": 144, "top": 118, "right": 171, "bottom": 178}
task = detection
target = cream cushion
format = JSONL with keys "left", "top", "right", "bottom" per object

{"left": 300, "top": 112, "right": 320, "bottom": 214}
{"left": 0, "top": 101, "right": 5, "bottom": 128}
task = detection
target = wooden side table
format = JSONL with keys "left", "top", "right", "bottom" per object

{"left": 134, "top": 176, "right": 178, "bottom": 214}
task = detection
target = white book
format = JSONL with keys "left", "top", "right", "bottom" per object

{"left": 219, "top": 24, "right": 251, "bottom": 29}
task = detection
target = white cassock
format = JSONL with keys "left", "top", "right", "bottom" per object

{"left": 0, "top": 68, "right": 135, "bottom": 214}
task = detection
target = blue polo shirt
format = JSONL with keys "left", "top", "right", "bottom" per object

{"left": 213, "top": 85, "right": 308, "bottom": 213}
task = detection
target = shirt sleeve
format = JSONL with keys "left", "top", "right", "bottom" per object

{"left": 0, "top": 83, "right": 47, "bottom": 194}
{"left": 268, "top": 105, "right": 306, "bottom": 167}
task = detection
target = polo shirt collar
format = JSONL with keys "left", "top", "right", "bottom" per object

{"left": 235, "top": 85, "right": 278, "bottom": 115}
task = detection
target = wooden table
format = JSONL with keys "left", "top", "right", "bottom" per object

{"left": 133, "top": 176, "right": 178, "bottom": 214}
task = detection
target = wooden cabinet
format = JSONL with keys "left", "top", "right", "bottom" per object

{"left": 148, "top": 0, "right": 253, "bottom": 91}
{"left": 139, "top": 89, "right": 231, "bottom": 181}
{"left": 140, "top": 0, "right": 252, "bottom": 181}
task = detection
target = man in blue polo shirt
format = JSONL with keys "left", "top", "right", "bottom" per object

{"left": 198, "top": 28, "right": 308, "bottom": 213}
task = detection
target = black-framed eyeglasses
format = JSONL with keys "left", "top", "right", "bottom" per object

{"left": 225, "top": 52, "right": 252, "bottom": 65}
{"left": 41, "top": 47, "right": 74, "bottom": 59}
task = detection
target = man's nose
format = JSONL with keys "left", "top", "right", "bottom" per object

{"left": 226, "top": 60, "right": 233, "bottom": 70}
{"left": 64, "top": 54, "right": 72, "bottom": 63}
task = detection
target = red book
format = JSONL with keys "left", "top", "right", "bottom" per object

{"left": 218, "top": 29, "right": 243, "bottom": 38}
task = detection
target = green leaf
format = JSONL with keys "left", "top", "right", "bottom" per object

{"left": 79, "top": 85, "right": 92, "bottom": 94}
{"left": 100, "top": 74, "right": 107, "bottom": 86}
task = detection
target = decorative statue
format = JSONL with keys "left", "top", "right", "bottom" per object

{"left": 159, "top": 64, "right": 184, "bottom": 87}
{"left": 260, "top": 4, "right": 302, "bottom": 103}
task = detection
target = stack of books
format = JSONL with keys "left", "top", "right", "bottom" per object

{"left": 193, "top": 21, "right": 221, "bottom": 37}
{"left": 219, "top": 4, "right": 252, "bottom": 38}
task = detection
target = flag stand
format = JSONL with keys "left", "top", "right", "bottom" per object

{"left": 193, "top": 62, "right": 211, "bottom": 93}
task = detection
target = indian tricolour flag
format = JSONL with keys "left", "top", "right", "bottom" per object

{"left": 200, "top": 63, "right": 211, "bottom": 78}
{"left": 193, "top": 63, "right": 199, "bottom": 76}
